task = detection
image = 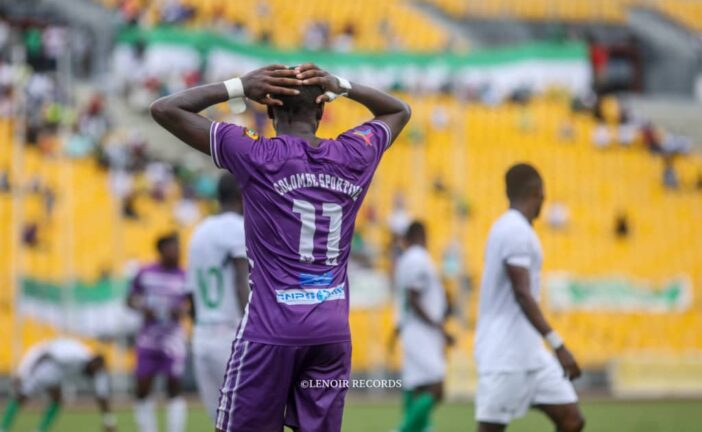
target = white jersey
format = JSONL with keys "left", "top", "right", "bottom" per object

{"left": 475, "top": 209, "right": 551, "bottom": 373}
{"left": 395, "top": 245, "right": 447, "bottom": 388}
{"left": 186, "top": 212, "right": 247, "bottom": 327}
{"left": 17, "top": 338, "right": 93, "bottom": 395}
{"left": 18, "top": 338, "right": 92, "bottom": 378}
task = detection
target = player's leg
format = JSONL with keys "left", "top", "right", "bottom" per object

{"left": 165, "top": 350, "right": 187, "bottom": 432}
{"left": 194, "top": 338, "right": 229, "bottom": 421}
{"left": 398, "top": 337, "right": 446, "bottom": 432}
{"left": 216, "top": 340, "right": 294, "bottom": 432}
{"left": 477, "top": 422, "right": 507, "bottom": 432}
{"left": 0, "top": 380, "right": 27, "bottom": 432}
{"left": 286, "top": 342, "right": 352, "bottom": 432}
{"left": 475, "top": 371, "right": 532, "bottom": 432}
{"left": 36, "top": 386, "right": 62, "bottom": 432}
{"left": 532, "top": 356, "right": 583, "bottom": 432}
{"left": 398, "top": 382, "right": 443, "bottom": 432}
{"left": 535, "top": 403, "right": 585, "bottom": 432}
{"left": 133, "top": 348, "right": 158, "bottom": 432}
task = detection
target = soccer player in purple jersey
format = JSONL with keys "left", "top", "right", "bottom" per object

{"left": 127, "top": 233, "right": 189, "bottom": 432}
{"left": 150, "top": 63, "right": 410, "bottom": 431}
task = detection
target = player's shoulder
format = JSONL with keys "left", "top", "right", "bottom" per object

{"left": 491, "top": 210, "right": 531, "bottom": 238}
{"left": 334, "top": 120, "right": 391, "bottom": 160}
{"left": 400, "top": 245, "right": 430, "bottom": 266}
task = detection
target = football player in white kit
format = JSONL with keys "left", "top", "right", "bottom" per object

{"left": 186, "top": 173, "right": 249, "bottom": 421}
{"left": 474, "top": 163, "right": 584, "bottom": 432}
{"left": 0, "top": 338, "right": 116, "bottom": 432}
{"left": 394, "top": 221, "right": 453, "bottom": 432}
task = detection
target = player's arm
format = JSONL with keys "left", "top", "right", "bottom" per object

{"left": 92, "top": 366, "right": 116, "bottom": 432}
{"left": 149, "top": 65, "right": 302, "bottom": 154}
{"left": 295, "top": 63, "right": 411, "bottom": 143}
{"left": 232, "top": 257, "right": 250, "bottom": 315}
{"left": 407, "top": 290, "right": 454, "bottom": 345}
{"left": 507, "top": 264, "right": 581, "bottom": 380}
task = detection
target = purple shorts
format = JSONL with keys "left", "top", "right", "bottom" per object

{"left": 135, "top": 347, "right": 185, "bottom": 379}
{"left": 216, "top": 339, "right": 352, "bottom": 432}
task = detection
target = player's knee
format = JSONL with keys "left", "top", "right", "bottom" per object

{"left": 559, "top": 413, "right": 585, "bottom": 432}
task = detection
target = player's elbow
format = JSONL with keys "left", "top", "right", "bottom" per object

{"left": 149, "top": 97, "right": 171, "bottom": 123}
{"left": 398, "top": 100, "right": 412, "bottom": 125}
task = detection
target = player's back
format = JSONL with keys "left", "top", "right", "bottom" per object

{"left": 475, "top": 209, "right": 547, "bottom": 372}
{"left": 187, "top": 212, "right": 246, "bottom": 327}
{"left": 210, "top": 119, "right": 392, "bottom": 345}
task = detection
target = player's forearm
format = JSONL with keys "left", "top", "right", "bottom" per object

{"left": 151, "top": 83, "right": 229, "bottom": 115}
{"left": 408, "top": 292, "right": 441, "bottom": 328}
{"left": 514, "top": 291, "right": 553, "bottom": 337}
{"left": 347, "top": 82, "right": 411, "bottom": 120}
{"left": 150, "top": 83, "right": 229, "bottom": 154}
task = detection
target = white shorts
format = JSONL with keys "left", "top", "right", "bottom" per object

{"left": 192, "top": 325, "right": 237, "bottom": 421}
{"left": 402, "top": 334, "right": 445, "bottom": 390}
{"left": 475, "top": 356, "right": 578, "bottom": 424}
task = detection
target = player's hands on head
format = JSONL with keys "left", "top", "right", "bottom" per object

{"left": 294, "top": 63, "right": 344, "bottom": 103}
{"left": 555, "top": 345, "right": 582, "bottom": 381}
{"left": 241, "top": 65, "right": 302, "bottom": 106}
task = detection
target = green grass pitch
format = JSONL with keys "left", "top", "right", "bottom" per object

{"left": 8, "top": 399, "right": 702, "bottom": 431}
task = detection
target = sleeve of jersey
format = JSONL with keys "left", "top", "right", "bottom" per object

{"left": 228, "top": 222, "right": 247, "bottom": 258}
{"left": 501, "top": 229, "right": 531, "bottom": 268}
{"left": 338, "top": 120, "right": 393, "bottom": 166}
{"left": 403, "top": 260, "right": 429, "bottom": 293}
{"left": 209, "top": 121, "right": 257, "bottom": 185}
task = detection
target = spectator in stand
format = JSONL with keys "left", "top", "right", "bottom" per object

{"left": 615, "top": 211, "right": 630, "bottom": 239}
{"left": 332, "top": 23, "right": 356, "bottom": 53}
{"left": 546, "top": 201, "right": 570, "bottom": 230}
{"left": 303, "top": 20, "right": 330, "bottom": 51}
{"left": 641, "top": 121, "right": 663, "bottom": 154}
{"left": 617, "top": 109, "right": 638, "bottom": 147}
{"left": 592, "top": 122, "right": 611, "bottom": 149}
{"left": 662, "top": 156, "right": 680, "bottom": 190}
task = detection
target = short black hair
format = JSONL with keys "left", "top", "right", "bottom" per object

{"left": 217, "top": 173, "right": 241, "bottom": 205}
{"left": 268, "top": 84, "right": 324, "bottom": 121}
{"left": 505, "top": 163, "right": 542, "bottom": 201}
{"left": 156, "top": 232, "right": 179, "bottom": 253}
{"left": 404, "top": 220, "right": 426, "bottom": 243}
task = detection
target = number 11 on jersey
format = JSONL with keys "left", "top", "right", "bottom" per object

{"left": 292, "top": 199, "right": 342, "bottom": 266}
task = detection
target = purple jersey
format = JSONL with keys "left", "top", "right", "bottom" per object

{"left": 129, "top": 263, "right": 188, "bottom": 352}
{"left": 210, "top": 119, "right": 392, "bottom": 345}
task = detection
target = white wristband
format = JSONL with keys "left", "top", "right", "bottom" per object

{"left": 323, "top": 75, "right": 352, "bottom": 102}
{"left": 223, "top": 78, "right": 245, "bottom": 99}
{"left": 545, "top": 331, "right": 564, "bottom": 350}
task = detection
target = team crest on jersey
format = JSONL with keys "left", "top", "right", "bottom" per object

{"left": 243, "top": 128, "right": 259, "bottom": 140}
{"left": 353, "top": 128, "right": 374, "bottom": 146}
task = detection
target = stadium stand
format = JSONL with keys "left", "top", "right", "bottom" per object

{"left": 423, "top": 0, "right": 702, "bottom": 33}
{"left": 103, "top": 0, "right": 451, "bottom": 52}
{"left": 3, "top": 88, "right": 701, "bottom": 372}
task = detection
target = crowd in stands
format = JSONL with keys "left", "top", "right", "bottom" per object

{"left": 107, "top": 0, "right": 447, "bottom": 53}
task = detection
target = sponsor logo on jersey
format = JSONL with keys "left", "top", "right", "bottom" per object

{"left": 275, "top": 284, "right": 346, "bottom": 305}
{"left": 353, "top": 128, "right": 374, "bottom": 146}
{"left": 299, "top": 271, "right": 334, "bottom": 287}
{"left": 243, "top": 128, "right": 259, "bottom": 140}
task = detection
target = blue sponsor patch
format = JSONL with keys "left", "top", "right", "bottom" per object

{"left": 276, "top": 284, "right": 346, "bottom": 306}
{"left": 299, "top": 271, "right": 334, "bottom": 287}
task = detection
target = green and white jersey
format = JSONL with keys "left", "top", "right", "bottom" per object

{"left": 186, "top": 212, "right": 247, "bottom": 327}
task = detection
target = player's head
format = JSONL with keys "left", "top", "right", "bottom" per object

{"left": 83, "top": 354, "right": 105, "bottom": 376}
{"left": 267, "top": 67, "right": 324, "bottom": 133}
{"left": 217, "top": 172, "right": 242, "bottom": 211}
{"left": 505, "top": 163, "right": 544, "bottom": 219}
{"left": 404, "top": 220, "right": 427, "bottom": 247}
{"left": 156, "top": 232, "right": 180, "bottom": 267}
